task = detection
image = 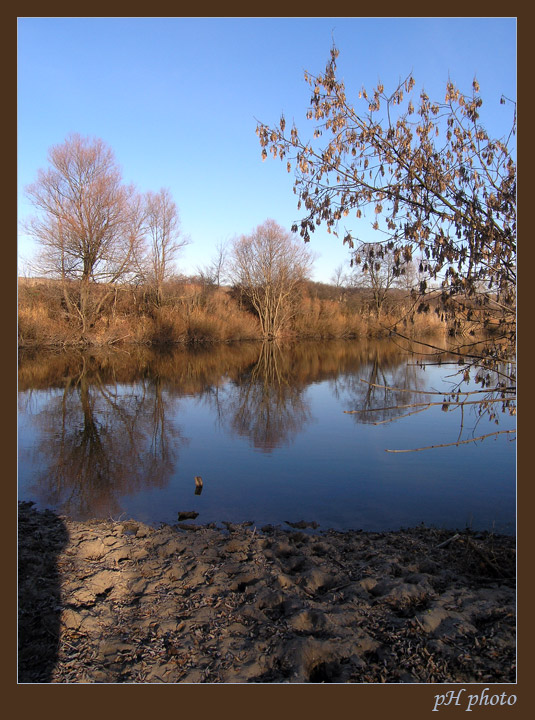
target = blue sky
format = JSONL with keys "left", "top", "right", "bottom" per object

{"left": 17, "top": 17, "right": 516, "bottom": 283}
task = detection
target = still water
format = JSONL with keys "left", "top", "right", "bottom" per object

{"left": 18, "top": 340, "right": 516, "bottom": 534}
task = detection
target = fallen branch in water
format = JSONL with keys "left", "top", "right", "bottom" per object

{"left": 384, "top": 429, "right": 516, "bottom": 452}
{"left": 344, "top": 397, "right": 512, "bottom": 414}
{"left": 356, "top": 379, "right": 516, "bottom": 396}
{"left": 368, "top": 406, "right": 431, "bottom": 425}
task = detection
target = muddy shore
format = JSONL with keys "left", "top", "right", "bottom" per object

{"left": 18, "top": 501, "right": 516, "bottom": 684}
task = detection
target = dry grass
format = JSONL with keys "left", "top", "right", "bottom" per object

{"left": 365, "top": 306, "right": 448, "bottom": 338}
{"left": 18, "top": 300, "right": 80, "bottom": 347}
{"left": 18, "top": 278, "right": 455, "bottom": 348}
{"left": 291, "top": 297, "right": 364, "bottom": 339}
{"left": 291, "top": 293, "right": 449, "bottom": 341}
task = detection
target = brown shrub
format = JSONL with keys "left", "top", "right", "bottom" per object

{"left": 18, "top": 277, "right": 454, "bottom": 348}
{"left": 291, "top": 296, "right": 365, "bottom": 339}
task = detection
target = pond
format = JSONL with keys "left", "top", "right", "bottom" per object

{"left": 17, "top": 339, "right": 516, "bottom": 534}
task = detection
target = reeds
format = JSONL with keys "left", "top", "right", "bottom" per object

{"left": 18, "top": 278, "right": 453, "bottom": 348}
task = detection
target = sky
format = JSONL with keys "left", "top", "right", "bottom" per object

{"left": 17, "top": 17, "right": 517, "bottom": 284}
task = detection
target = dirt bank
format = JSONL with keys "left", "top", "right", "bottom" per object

{"left": 18, "top": 501, "right": 516, "bottom": 683}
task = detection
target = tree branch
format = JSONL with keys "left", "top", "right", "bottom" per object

{"left": 384, "top": 429, "right": 515, "bottom": 452}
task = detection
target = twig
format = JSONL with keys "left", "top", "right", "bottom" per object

{"left": 435, "top": 533, "right": 461, "bottom": 549}
{"left": 358, "top": 379, "right": 442, "bottom": 395}
{"left": 414, "top": 616, "right": 427, "bottom": 632}
{"left": 345, "top": 397, "right": 512, "bottom": 414}
{"left": 464, "top": 537, "right": 508, "bottom": 577}
{"left": 46, "top": 627, "right": 78, "bottom": 652}
{"left": 369, "top": 406, "right": 431, "bottom": 425}
{"left": 107, "top": 333, "right": 131, "bottom": 345}
{"left": 317, "top": 580, "right": 355, "bottom": 597}
{"left": 357, "top": 379, "right": 515, "bottom": 397}
{"left": 385, "top": 429, "right": 515, "bottom": 452}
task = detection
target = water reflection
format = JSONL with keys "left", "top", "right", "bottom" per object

{"left": 18, "top": 340, "right": 514, "bottom": 529}
{"left": 330, "top": 346, "right": 429, "bottom": 424}
{"left": 214, "top": 342, "right": 313, "bottom": 452}
{"left": 20, "top": 353, "right": 185, "bottom": 519}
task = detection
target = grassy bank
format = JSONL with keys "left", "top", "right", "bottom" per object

{"left": 18, "top": 277, "right": 457, "bottom": 349}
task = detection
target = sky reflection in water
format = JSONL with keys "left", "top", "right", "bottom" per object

{"left": 18, "top": 340, "right": 516, "bottom": 534}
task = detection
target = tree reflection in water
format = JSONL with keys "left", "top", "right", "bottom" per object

{"left": 330, "top": 346, "right": 429, "bottom": 425}
{"left": 19, "top": 338, "right": 504, "bottom": 524}
{"left": 23, "top": 354, "right": 184, "bottom": 519}
{"left": 212, "top": 342, "right": 313, "bottom": 452}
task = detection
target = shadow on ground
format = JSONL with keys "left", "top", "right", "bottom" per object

{"left": 18, "top": 501, "right": 69, "bottom": 683}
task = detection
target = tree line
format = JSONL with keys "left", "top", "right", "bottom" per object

{"left": 21, "top": 47, "right": 515, "bottom": 357}
{"left": 20, "top": 135, "right": 442, "bottom": 345}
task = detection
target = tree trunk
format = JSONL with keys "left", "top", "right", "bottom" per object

{"left": 79, "top": 276, "right": 91, "bottom": 334}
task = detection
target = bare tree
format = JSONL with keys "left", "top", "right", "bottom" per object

{"left": 24, "top": 134, "right": 143, "bottom": 333}
{"left": 329, "top": 263, "right": 351, "bottom": 302}
{"left": 256, "top": 45, "right": 516, "bottom": 442}
{"left": 349, "top": 241, "right": 415, "bottom": 317}
{"left": 142, "top": 188, "right": 188, "bottom": 305}
{"left": 230, "top": 219, "right": 315, "bottom": 339}
{"left": 196, "top": 240, "right": 229, "bottom": 288}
